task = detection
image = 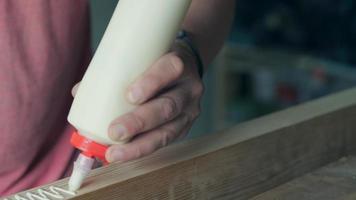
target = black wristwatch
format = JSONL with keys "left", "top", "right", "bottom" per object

{"left": 176, "top": 30, "right": 204, "bottom": 78}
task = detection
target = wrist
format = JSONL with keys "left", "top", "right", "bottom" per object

{"left": 174, "top": 30, "right": 204, "bottom": 78}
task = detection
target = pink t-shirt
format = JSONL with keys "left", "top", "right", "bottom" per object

{"left": 0, "top": 0, "right": 91, "bottom": 196}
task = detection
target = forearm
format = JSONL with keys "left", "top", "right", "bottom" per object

{"left": 182, "top": 0, "right": 236, "bottom": 67}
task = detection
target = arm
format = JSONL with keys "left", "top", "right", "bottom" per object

{"left": 183, "top": 0, "right": 236, "bottom": 67}
{"left": 103, "top": 1, "right": 236, "bottom": 162}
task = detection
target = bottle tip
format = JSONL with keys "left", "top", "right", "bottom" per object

{"left": 68, "top": 172, "right": 83, "bottom": 192}
{"left": 68, "top": 153, "right": 95, "bottom": 191}
{"left": 68, "top": 163, "right": 86, "bottom": 192}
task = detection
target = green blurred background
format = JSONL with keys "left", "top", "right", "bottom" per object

{"left": 89, "top": 0, "right": 356, "bottom": 138}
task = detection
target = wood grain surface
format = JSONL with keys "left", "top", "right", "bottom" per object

{"left": 4, "top": 88, "right": 356, "bottom": 200}
{"left": 252, "top": 156, "right": 356, "bottom": 200}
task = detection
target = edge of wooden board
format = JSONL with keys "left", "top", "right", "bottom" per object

{"left": 4, "top": 87, "right": 356, "bottom": 200}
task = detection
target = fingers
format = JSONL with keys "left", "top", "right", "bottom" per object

{"left": 127, "top": 53, "right": 184, "bottom": 104}
{"left": 106, "top": 114, "right": 190, "bottom": 163}
{"left": 108, "top": 86, "right": 189, "bottom": 142}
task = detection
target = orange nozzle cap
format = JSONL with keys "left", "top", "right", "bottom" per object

{"left": 70, "top": 131, "right": 108, "bottom": 164}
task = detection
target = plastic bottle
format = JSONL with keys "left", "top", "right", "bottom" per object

{"left": 67, "top": 0, "right": 192, "bottom": 191}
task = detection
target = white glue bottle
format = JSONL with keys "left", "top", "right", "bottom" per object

{"left": 67, "top": 0, "right": 192, "bottom": 191}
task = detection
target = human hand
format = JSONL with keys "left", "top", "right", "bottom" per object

{"left": 105, "top": 43, "right": 204, "bottom": 163}
{"left": 72, "top": 43, "right": 204, "bottom": 163}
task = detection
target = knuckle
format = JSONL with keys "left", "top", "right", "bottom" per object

{"left": 181, "top": 114, "right": 190, "bottom": 125}
{"left": 160, "top": 128, "right": 176, "bottom": 147}
{"left": 189, "top": 107, "right": 201, "bottom": 120}
{"left": 131, "top": 114, "right": 145, "bottom": 133}
{"left": 193, "top": 109, "right": 201, "bottom": 119}
{"left": 169, "top": 54, "right": 184, "bottom": 79}
{"left": 192, "top": 81, "right": 204, "bottom": 97}
{"left": 161, "top": 96, "right": 178, "bottom": 121}
{"left": 132, "top": 146, "right": 144, "bottom": 159}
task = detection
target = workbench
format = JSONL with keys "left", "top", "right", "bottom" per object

{"left": 4, "top": 88, "right": 356, "bottom": 200}
{"left": 253, "top": 156, "right": 356, "bottom": 199}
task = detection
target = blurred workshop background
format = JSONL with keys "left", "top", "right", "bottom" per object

{"left": 89, "top": 0, "right": 356, "bottom": 137}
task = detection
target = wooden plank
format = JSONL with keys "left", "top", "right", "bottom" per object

{"left": 4, "top": 88, "right": 356, "bottom": 200}
{"left": 251, "top": 156, "right": 356, "bottom": 200}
